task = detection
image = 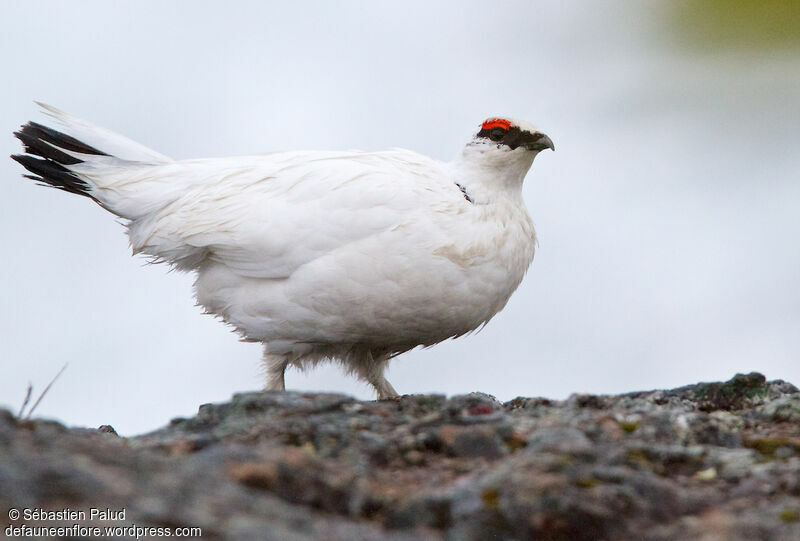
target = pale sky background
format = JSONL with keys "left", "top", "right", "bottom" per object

{"left": 1, "top": 1, "right": 798, "bottom": 435}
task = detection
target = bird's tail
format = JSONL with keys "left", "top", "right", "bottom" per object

{"left": 11, "top": 103, "right": 173, "bottom": 219}
{"left": 12, "top": 121, "right": 109, "bottom": 200}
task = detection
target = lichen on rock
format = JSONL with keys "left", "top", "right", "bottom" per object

{"left": 1, "top": 373, "right": 799, "bottom": 540}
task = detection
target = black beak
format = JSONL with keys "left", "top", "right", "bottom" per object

{"left": 524, "top": 132, "right": 555, "bottom": 152}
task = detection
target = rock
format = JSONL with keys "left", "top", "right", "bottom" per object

{"left": 443, "top": 425, "right": 505, "bottom": 459}
{"left": 97, "top": 424, "right": 119, "bottom": 435}
{"left": 663, "top": 372, "right": 780, "bottom": 412}
{"left": 760, "top": 395, "right": 800, "bottom": 423}
{"left": 1, "top": 372, "right": 799, "bottom": 540}
{"left": 526, "top": 426, "right": 593, "bottom": 454}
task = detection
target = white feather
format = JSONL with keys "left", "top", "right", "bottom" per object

{"left": 17, "top": 108, "right": 551, "bottom": 398}
{"left": 36, "top": 102, "right": 172, "bottom": 163}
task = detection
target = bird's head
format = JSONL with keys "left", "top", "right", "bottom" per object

{"left": 460, "top": 117, "right": 554, "bottom": 182}
{"left": 471, "top": 117, "right": 554, "bottom": 153}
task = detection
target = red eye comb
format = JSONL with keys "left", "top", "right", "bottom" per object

{"left": 481, "top": 118, "right": 511, "bottom": 131}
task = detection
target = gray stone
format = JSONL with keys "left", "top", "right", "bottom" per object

{"left": 526, "top": 426, "right": 593, "bottom": 454}
{"left": 1, "top": 372, "right": 799, "bottom": 540}
{"left": 760, "top": 395, "right": 800, "bottom": 423}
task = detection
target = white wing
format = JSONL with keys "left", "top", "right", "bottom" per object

{"left": 120, "top": 150, "right": 459, "bottom": 276}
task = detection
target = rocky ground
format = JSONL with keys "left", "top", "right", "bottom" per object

{"left": 2, "top": 372, "right": 800, "bottom": 540}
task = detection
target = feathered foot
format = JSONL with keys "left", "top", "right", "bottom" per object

{"left": 263, "top": 351, "right": 289, "bottom": 391}
{"left": 358, "top": 352, "right": 399, "bottom": 400}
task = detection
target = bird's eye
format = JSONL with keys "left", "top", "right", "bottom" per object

{"left": 489, "top": 128, "right": 505, "bottom": 142}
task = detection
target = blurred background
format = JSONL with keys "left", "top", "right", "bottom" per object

{"left": 1, "top": 1, "right": 798, "bottom": 435}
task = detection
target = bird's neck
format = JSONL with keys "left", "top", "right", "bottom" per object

{"left": 452, "top": 144, "right": 535, "bottom": 203}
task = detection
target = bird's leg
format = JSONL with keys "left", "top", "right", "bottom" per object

{"left": 374, "top": 377, "right": 399, "bottom": 400}
{"left": 263, "top": 351, "right": 289, "bottom": 391}
{"left": 360, "top": 353, "right": 399, "bottom": 400}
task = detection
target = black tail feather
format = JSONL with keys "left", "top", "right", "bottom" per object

{"left": 11, "top": 154, "right": 93, "bottom": 197}
{"left": 15, "top": 121, "right": 107, "bottom": 161}
{"left": 12, "top": 121, "right": 108, "bottom": 200}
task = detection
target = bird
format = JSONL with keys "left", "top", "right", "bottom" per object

{"left": 12, "top": 104, "right": 554, "bottom": 399}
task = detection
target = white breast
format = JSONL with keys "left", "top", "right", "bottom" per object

{"left": 194, "top": 181, "right": 536, "bottom": 356}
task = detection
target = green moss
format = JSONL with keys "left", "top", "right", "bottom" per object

{"left": 575, "top": 477, "right": 599, "bottom": 489}
{"left": 744, "top": 387, "right": 768, "bottom": 400}
{"left": 749, "top": 439, "right": 782, "bottom": 456}
{"left": 626, "top": 448, "right": 649, "bottom": 464}
{"left": 284, "top": 432, "right": 302, "bottom": 446}
{"left": 504, "top": 432, "right": 527, "bottom": 452}
{"left": 416, "top": 395, "right": 445, "bottom": 410}
{"left": 744, "top": 438, "right": 800, "bottom": 457}
{"left": 780, "top": 509, "right": 800, "bottom": 523}
{"left": 481, "top": 488, "right": 500, "bottom": 509}
{"left": 693, "top": 373, "right": 769, "bottom": 411}
{"left": 506, "top": 397, "right": 526, "bottom": 410}
{"left": 544, "top": 455, "right": 575, "bottom": 473}
{"left": 619, "top": 421, "right": 640, "bottom": 434}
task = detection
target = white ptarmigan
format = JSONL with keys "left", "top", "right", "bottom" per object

{"left": 12, "top": 105, "right": 554, "bottom": 399}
